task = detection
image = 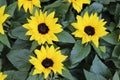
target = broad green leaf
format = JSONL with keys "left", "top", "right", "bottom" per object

{"left": 112, "top": 44, "right": 120, "bottom": 58}
{"left": 70, "top": 40, "right": 91, "bottom": 66}
{"left": 43, "top": 0, "right": 70, "bottom": 19}
{"left": 0, "top": 42, "right": 4, "bottom": 52}
{"left": 41, "top": 0, "right": 49, "bottom": 2}
{"left": 82, "top": 2, "right": 103, "bottom": 14}
{"left": 113, "top": 72, "right": 119, "bottom": 80}
{"left": 0, "top": 0, "right": 6, "bottom": 7}
{"left": 92, "top": 43, "right": 108, "bottom": 59}
{"left": 111, "top": 58, "right": 120, "bottom": 69}
{"left": 7, "top": 49, "right": 31, "bottom": 71}
{"left": 94, "top": 0, "right": 115, "bottom": 4}
{"left": 11, "top": 26, "right": 29, "bottom": 40}
{"left": 30, "top": 41, "right": 39, "bottom": 52}
{"left": 114, "top": 4, "right": 120, "bottom": 23}
{"left": 111, "top": 44, "right": 120, "bottom": 68}
{"left": 27, "top": 75, "right": 39, "bottom": 80}
{"left": 90, "top": 56, "right": 112, "bottom": 79}
{"left": 0, "top": 59, "right": 2, "bottom": 70}
{"left": 84, "top": 69, "right": 107, "bottom": 80}
{"left": 100, "top": 46, "right": 106, "bottom": 53}
{"left": 56, "top": 31, "right": 75, "bottom": 43}
{"left": 0, "top": 33, "right": 11, "bottom": 48}
{"left": 62, "top": 68, "right": 76, "bottom": 80}
{"left": 4, "top": 70, "right": 28, "bottom": 80}
{"left": 102, "top": 30, "right": 119, "bottom": 45}
{"left": 27, "top": 69, "right": 44, "bottom": 80}
{"left": 5, "top": 2, "right": 17, "bottom": 16}
{"left": 11, "top": 39, "right": 30, "bottom": 50}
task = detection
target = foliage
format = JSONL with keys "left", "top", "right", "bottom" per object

{"left": 0, "top": 0, "right": 120, "bottom": 80}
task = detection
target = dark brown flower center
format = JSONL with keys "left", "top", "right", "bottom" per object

{"left": 38, "top": 23, "right": 49, "bottom": 34}
{"left": 84, "top": 26, "right": 95, "bottom": 35}
{"left": 42, "top": 58, "right": 53, "bottom": 68}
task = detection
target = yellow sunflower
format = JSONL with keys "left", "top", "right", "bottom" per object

{"left": 68, "top": 0, "right": 91, "bottom": 13}
{"left": 23, "top": 10, "right": 63, "bottom": 44}
{"left": 0, "top": 6, "right": 10, "bottom": 34}
{"left": 72, "top": 12, "right": 108, "bottom": 47}
{"left": 0, "top": 71, "right": 7, "bottom": 80}
{"left": 18, "top": 0, "right": 41, "bottom": 13}
{"left": 29, "top": 45, "right": 67, "bottom": 78}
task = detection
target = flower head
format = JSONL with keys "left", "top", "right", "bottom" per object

{"left": 68, "top": 0, "right": 90, "bottom": 13}
{"left": 29, "top": 45, "right": 67, "bottom": 78}
{"left": 72, "top": 12, "right": 108, "bottom": 47}
{"left": 0, "top": 71, "right": 7, "bottom": 80}
{"left": 23, "top": 10, "right": 62, "bottom": 44}
{"left": 18, "top": 0, "right": 41, "bottom": 13}
{"left": 0, "top": 6, "right": 10, "bottom": 34}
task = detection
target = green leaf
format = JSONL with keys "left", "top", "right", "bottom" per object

{"left": 94, "top": 0, "right": 115, "bottom": 4}
{"left": 30, "top": 41, "right": 39, "bottom": 52}
{"left": 5, "top": 2, "right": 17, "bottom": 16}
{"left": 84, "top": 69, "right": 107, "bottom": 80}
{"left": 56, "top": 31, "right": 75, "bottom": 43}
{"left": 92, "top": 43, "right": 108, "bottom": 59}
{"left": 41, "top": 0, "right": 49, "bottom": 2}
{"left": 11, "top": 39, "right": 30, "bottom": 50}
{"left": 27, "top": 75, "right": 39, "bottom": 80}
{"left": 112, "top": 44, "right": 120, "bottom": 58}
{"left": 113, "top": 72, "right": 119, "bottom": 80}
{"left": 27, "top": 69, "right": 44, "bottom": 80}
{"left": 0, "top": 33, "right": 11, "bottom": 48}
{"left": 4, "top": 70, "right": 28, "bottom": 80}
{"left": 114, "top": 4, "right": 120, "bottom": 23}
{"left": 0, "top": 0, "right": 6, "bottom": 7}
{"left": 82, "top": 2, "right": 103, "bottom": 14}
{"left": 7, "top": 49, "right": 31, "bottom": 71}
{"left": 43, "top": 0, "right": 70, "bottom": 19}
{"left": 102, "top": 30, "right": 119, "bottom": 45}
{"left": 111, "top": 44, "right": 120, "bottom": 68}
{"left": 11, "top": 26, "right": 29, "bottom": 40}
{"left": 0, "top": 42, "right": 4, "bottom": 52}
{"left": 90, "top": 56, "right": 112, "bottom": 79}
{"left": 0, "top": 59, "right": 2, "bottom": 70}
{"left": 70, "top": 40, "right": 91, "bottom": 66}
{"left": 99, "top": 46, "right": 106, "bottom": 53}
{"left": 62, "top": 68, "right": 76, "bottom": 80}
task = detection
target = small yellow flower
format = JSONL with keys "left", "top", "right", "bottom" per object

{"left": 23, "top": 10, "right": 63, "bottom": 44}
{"left": 68, "top": 0, "right": 90, "bottom": 13}
{"left": 72, "top": 12, "right": 108, "bottom": 47}
{"left": 29, "top": 45, "right": 67, "bottom": 78}
{"left": 0, "top": 6, "right": 10, "bottom": 34}
{"left": 0, "top": 71, "right": 7, "bottom": 80}
{"left": 18, "top": 0, "right": 41, "bottom": 13}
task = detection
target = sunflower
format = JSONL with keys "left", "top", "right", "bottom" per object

{"left": 0, "top": 71, "right": 7, "bottom": 80}
{"left": 68, "top": 0, "right": 91, "bottom": 13}
{"left": 29, "top": 45, "right": 67, "bottom": 78}
{"left": 72, "top": 12, "right": 108, "bottom": 47}
{"left": 18, "top": 0, "right": 41, "bottom": 13}
{"left": 0, "top": 6, "right": 10, "bottom": 34}
{"left": 23, "top": 10, "right": 63, "bottom": 44}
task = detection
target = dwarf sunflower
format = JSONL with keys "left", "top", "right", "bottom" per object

{"left": 0, "top": 6, "right": 10, "bottom": 34}
{"left": 29, "top": 45, "right": 67, "bottom": 78}
{"left": 0, "top": 71, "right": 7, "bottom": 80}
{"left": 23, "top": 10, "right": 63, "bottom": 44}
{"left": 68, "top": 0, "right": 90, "bottom": 13}
{"left": 18, "top": 0, "right": 41, "bottom": 13}
{"left": 72, "top": 12, "right": 108, "bottom": 47}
